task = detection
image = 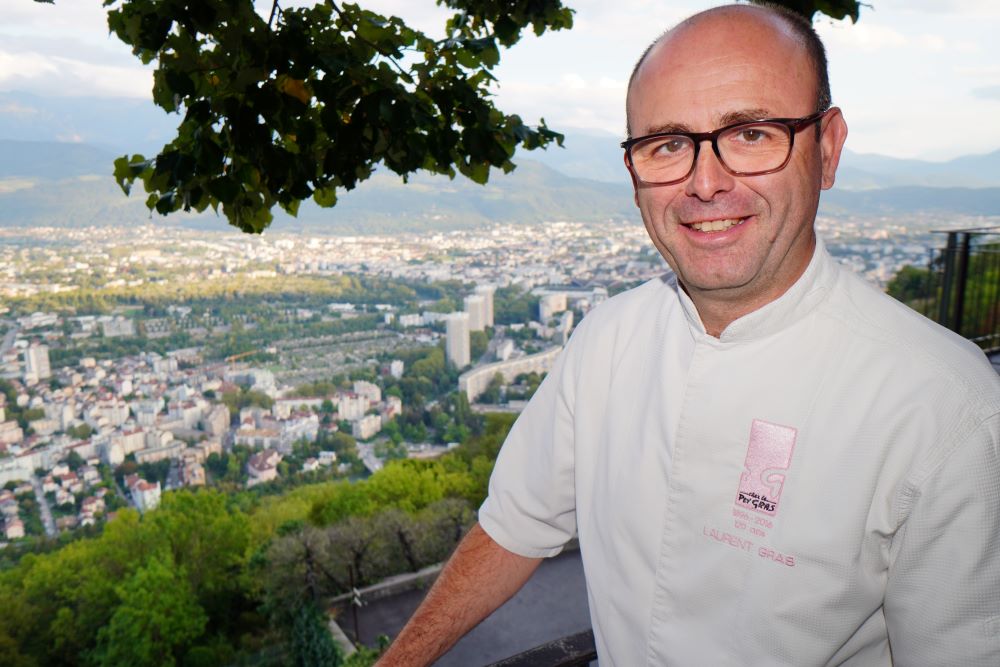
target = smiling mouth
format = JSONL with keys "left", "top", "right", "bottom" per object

{"left": 687, "top": 217, "right": 748, "bottom": 233}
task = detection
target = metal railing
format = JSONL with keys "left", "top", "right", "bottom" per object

{"left": 901, "top": 227, "right": 1000, "bottom": 353}
{"left": 484, "top": 629, "right": 597, "bottom": 667}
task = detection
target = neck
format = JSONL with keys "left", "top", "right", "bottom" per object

{"left": 686, "top": 290, "right": 765, "bottom": 338}
{"left": 684, "top": 236, "right": 817, "bottom": 338}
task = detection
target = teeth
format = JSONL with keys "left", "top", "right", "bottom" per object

{"left": 690, "top": 218, "right": 744, "bottom": 233}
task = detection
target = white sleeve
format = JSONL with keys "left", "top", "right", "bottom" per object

{"left": 477, "top": 328, "right": 585, "bottom": 559}
{"left": 884, "top": 413, "right": 1000, "bottom": 666}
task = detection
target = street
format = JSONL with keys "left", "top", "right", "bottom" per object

{"left": 29, "top": 475, "right": 58, "bottom": 538}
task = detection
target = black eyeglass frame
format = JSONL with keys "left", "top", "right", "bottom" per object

{"left": 621, "top": 109, "right": 831, "bottom": 186}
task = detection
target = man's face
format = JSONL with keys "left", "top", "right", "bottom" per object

{"left": 626, "top": 10, "right": 847, "bottom": 320}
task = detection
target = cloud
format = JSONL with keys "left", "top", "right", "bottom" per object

{"left": 918, "top": 34, "right": 948, "bottom": 52}
{"left": 0, "top": 51, "right": 58, "bottom": 81}
{"left": 0, "top": 50, "right": 151, "bottom": 98}
{"left": 887, "top": 0, "right": 1000, "bottom": 17}
{"left": 0, "top": 101, "right": 38, "bottom": 116}
{"left": 497, "top": 75, "right": 627, "bottom": 137}
{"left": 972, "top": 85, "right": 1000, "bottom": 101}
{"left": 561, "top": 74, "right": 588, "bottom": 90}
{"left": 817, "top": 21, "right": 908, "bottom": 51}
{"left": 954, "top": 64, "right": 1000, "bottom": 77}
{"left": 1, "top": 3, "right": 111, "bottom": 42}
{"left": 0, "top": 179, "right": 36, "bottom": 195}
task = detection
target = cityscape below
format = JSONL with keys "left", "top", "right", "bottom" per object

{"left": 0, "top": 209, "right": 996, "bottom": 664}
{"left": 0, "top": 212, "right": 992, "bottom": 541}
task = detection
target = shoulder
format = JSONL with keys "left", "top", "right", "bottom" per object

{"left": 575, "top": 273, "right": 681, "bottom": 338}
{"left": 552, "top": 274, "right": 682, "bottom": 389}
{"left": 823, "top": 261, "right": 1000, "bottom": 419}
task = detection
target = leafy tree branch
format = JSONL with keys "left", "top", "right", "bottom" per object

{"left": 95, "top": 0, "right": 573, "bottom": 233}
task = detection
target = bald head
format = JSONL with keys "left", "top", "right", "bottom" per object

{"left": 625, "top": 3, "right": 830, "bottom": 138}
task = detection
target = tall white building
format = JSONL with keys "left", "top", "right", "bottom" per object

{"left": 445, "top": 312, "right": 471, "bottom": 369}
{"left": 336, "top": 393, "right": 368, "bottom": 421}
{"left": 554, "top": 310, "right": 575, "bottom": 345}
{"left": 353, "top": 380, "right": 382, "bottom": 404}
{"left": 539, "top": 293, "right": 568, "bottom": 324}
{"left": 475, "top": 284, "right": 495, "bottom": 327}
{"left": 23, "top": 344, "right": 51, "bottom": 383}
{"left": 464, "top": 294, "right": 487, "bottom": 332}
{"left": 352, "top": 414, "right": 382, "bottom": 440}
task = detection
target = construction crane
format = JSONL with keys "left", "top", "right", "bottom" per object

{"left": 224, "top": 350, "right": 259, "bottom": 364}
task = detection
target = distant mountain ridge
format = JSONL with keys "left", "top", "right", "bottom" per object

{"left": 0, "top": 140, "right": 118, "bottom": 180}
{"left": 0, "top": 136, "right": 998, "bottom": 232}
{"left": 835, "top": 148, "right": 1000, "bottom": 190}
{"left": 0, "top": 138, "right": 635, "bottom": 232}
{"left": 0, "top": 90, "right": 178, "bottom": 156}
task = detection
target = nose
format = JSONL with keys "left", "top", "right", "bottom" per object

{"left": 684, "top": 140, "right": 735, "bottom": 201}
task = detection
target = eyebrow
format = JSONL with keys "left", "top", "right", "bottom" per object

{"left": 641, "top": 108, "right": 774, "bottom": 135}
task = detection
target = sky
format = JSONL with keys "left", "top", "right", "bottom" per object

{"left": 1, "top": 0, "right": 998, "bottom": 161}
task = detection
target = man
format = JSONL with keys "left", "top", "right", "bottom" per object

{"left": 379, "top": 4, "right": 1000, "bottom": 665}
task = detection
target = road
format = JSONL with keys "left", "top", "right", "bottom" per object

{"left": 29, "top": 475, "right": 58, "bottom": 538}
{"left": 0, "top": 321, "right": 17, "bottom": 357}
{"left": 165, "top": 459, "right": 181, "bottom": 491}
{"left": 356, "top": 441, "right": 383, "bottom": 474}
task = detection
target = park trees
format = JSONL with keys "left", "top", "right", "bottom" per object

{"left": 93, "top": 556, "right": 208, "bottom": 667}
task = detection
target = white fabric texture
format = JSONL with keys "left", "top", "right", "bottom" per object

{"left": 478, "top": 238, "right": 1000, "bottom": 666}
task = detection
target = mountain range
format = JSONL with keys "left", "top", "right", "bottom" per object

{"left": 1, "top": 91, "right": 998, "bottom": 232}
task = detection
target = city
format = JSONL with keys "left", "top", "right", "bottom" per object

{"left": 0, "top": 211, "right": 987, "bottom": 549}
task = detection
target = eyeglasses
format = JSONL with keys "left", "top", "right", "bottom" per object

{"left": 621, "top": 110, "right": 829, "bottom": 186}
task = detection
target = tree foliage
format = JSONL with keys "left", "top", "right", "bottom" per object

{"left": 887, "top": 264, "right": 933, "bottom": 304}
{"left": 99, "top": 0, "right": 573, "bottom": 232}
{"left": 290, "top": 602, "right": 342, "bottom": 667}
{"left": 0, "top": 411, "right": 519, "bottom": 664}
{"left": 93, "top": 555, "right": 208, "bottom": 667}
{"left": 35, "top": 0, "right": 862, "bottom": 235}
{"left": 753, "top": 0, "right": 862, "bottom": 22}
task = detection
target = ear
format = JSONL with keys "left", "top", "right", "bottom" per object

{"left": 819, "top": 107, "right": 848, "bottom": 191}
{"left": 624, "top": 151, "right": 640, "bottom": 206}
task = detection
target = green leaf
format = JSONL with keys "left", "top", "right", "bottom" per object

{"left": 207, "top": 177, "right": 241, "bottom": 204}
{"left": 280, "top": 198, "right": 301, "bottom": 218}
{"left": 313, "top": 186, "right": 338, "bottom": 207}
{"left": 459, "top": 159, "right": 490, "bottom": 185}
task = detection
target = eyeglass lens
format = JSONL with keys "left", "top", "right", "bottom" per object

{"left": 630, "top": 122, "right": 793, "bottom": 184}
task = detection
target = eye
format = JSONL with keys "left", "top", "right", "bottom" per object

{"left": 737, "top": 128, "right": 768, "bottom": 143}
{"left": 659, "top": 138, "right": 688, "bottom": 153}
{"left": 721, "top": 123, "right": 785, "bottom": 151}
{"left": 645, "top": 136, "right": 691, "bottom": 158}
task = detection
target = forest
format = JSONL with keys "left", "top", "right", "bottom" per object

{"left": 0, "top": 413, "right": 516, "bottom": 666}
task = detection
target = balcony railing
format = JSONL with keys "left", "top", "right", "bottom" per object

{"left": 897, "top": 227, "right": 1000, "bottom": 353}
{"left": 484, "top": 629, "right": 597, "bottom": 667}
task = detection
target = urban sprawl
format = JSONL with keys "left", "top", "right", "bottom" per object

{"left": 0, "top": 213, "right": 982, "bottom": 547}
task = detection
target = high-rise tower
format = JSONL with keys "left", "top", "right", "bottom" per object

{"left": 23, "top": 343, "right": 51, "bottom": 383}
{"left": 475, "top": 284, "right": 495, "bottom": 327}
{"left": 464, "top": 294, "right": 487, "bottom": 332}
{"left": 445, "top": 312, "right": 471, "bottom": 368}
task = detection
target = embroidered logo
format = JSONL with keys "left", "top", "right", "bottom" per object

{"left": 735, "top": 419, "right": 797, "bottom": 516}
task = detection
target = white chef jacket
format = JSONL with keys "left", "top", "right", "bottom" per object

{"left": 479, "top": 238, "right": 1000, "bottom": 666}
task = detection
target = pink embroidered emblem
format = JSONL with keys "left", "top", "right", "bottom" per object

{"left": 735, "top": 419, "right": 797, "bottom": 516}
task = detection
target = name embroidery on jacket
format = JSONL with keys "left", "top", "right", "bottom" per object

{"left": 735, "top": 419, "right": 797, "bottom": 517}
